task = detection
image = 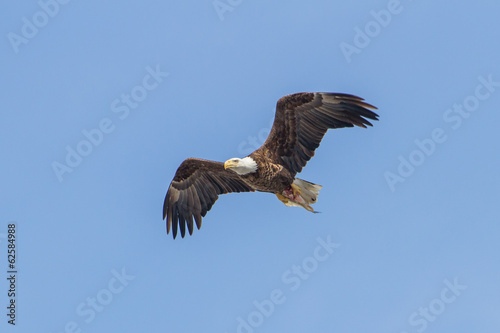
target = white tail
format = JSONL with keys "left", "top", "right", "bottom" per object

{"left": 293, "top": 178, "right": 322, "bottom": 204}
{"left": 274, "top": 178, "right": 323, "bottom": 213}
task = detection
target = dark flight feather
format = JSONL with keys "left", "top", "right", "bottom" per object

{"left": 163, "top": 158, "right": 254, "bottom": 239}
{"left": 253, "top": 92, "right": 378, "bottom": 175}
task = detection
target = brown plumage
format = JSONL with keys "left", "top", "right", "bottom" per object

{"left": 163, "top": 158, "right": 254, "bottom": 238}
{"left": 163, "top": 92, "right": 378, "bottom": 239}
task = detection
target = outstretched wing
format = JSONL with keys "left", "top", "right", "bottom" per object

{"left": 163, "top": 158, "right": 254, "bottom": 239}
{"left": 253, "top": 92, "right": 378, "bottom": 175}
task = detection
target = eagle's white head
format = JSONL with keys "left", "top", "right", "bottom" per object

{"left": 224, "top": 157, "right": 258, "bottom": 175}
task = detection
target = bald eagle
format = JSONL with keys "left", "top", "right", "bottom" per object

{"left": 163, "top": 92, "right": 378, "bottom": 238}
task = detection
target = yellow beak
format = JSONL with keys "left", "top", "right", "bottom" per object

{"left": 224, "top": 160, "right": 237, "bottom": 170}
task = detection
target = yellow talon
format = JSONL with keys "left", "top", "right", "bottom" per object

{"left": 275, "top": 193, "right": 290, "bottom": 204}
{"left": 291, "top": 183, "right": 301, "bottom": 197}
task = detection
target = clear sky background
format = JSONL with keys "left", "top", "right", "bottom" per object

{"left": 1, "top": 1, "right": 500, "bottom": 332}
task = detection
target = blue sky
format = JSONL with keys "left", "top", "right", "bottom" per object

{"left": 2, "top": 0, "right": 500, "bottom": 332}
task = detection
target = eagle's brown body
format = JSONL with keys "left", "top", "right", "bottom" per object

{"left": 241, "top": 153, "right": 293, "bottom": 193}
{"left": 163, "top": 92, "right": 378, "bottom": 238}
